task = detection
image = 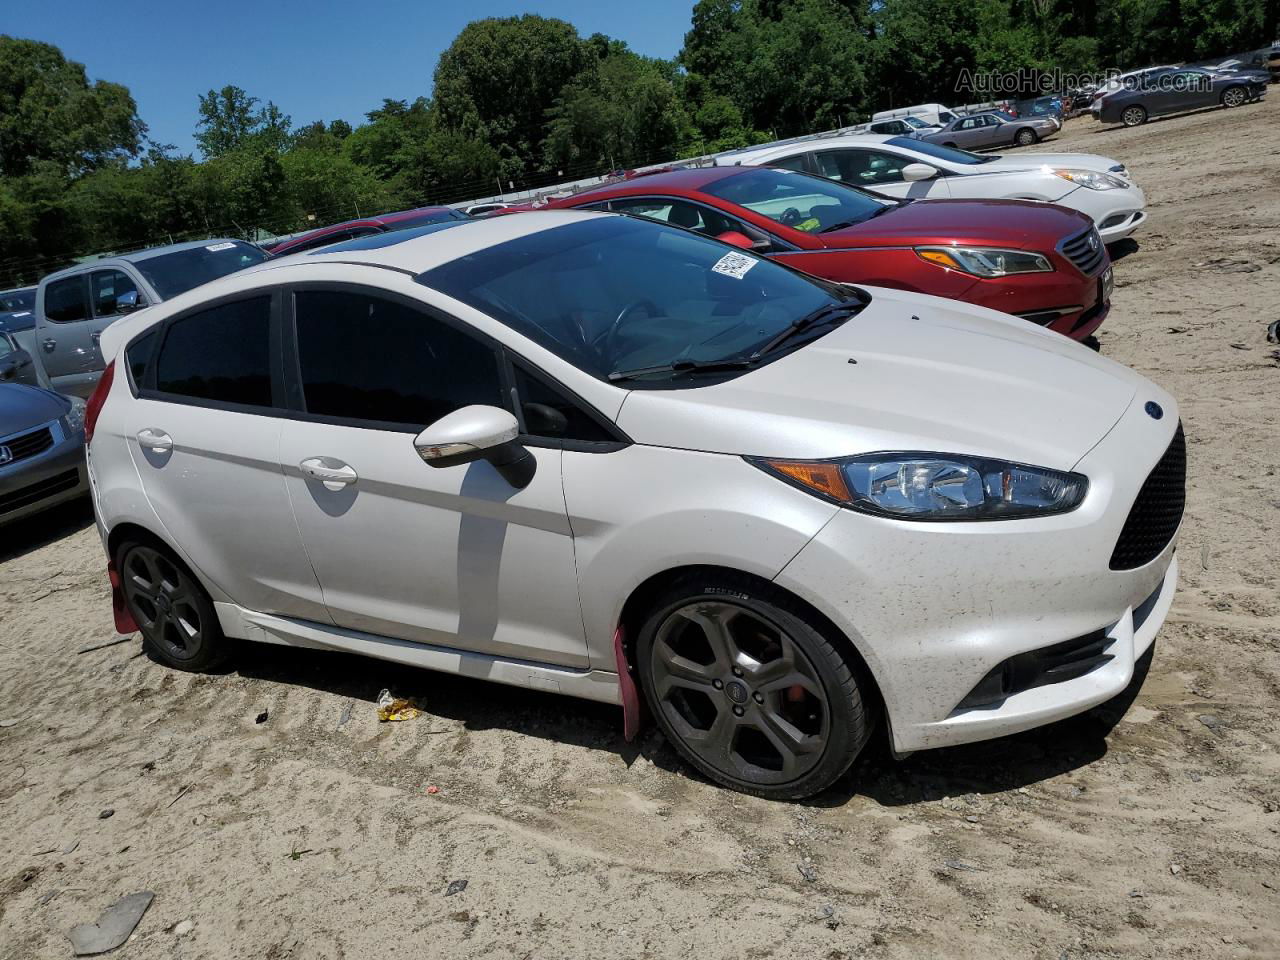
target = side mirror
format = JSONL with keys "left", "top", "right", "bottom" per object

{"left": 116, "top": 290, "right": 146, "bottom": 314}
{"left": 902, "top": 163, "right": 939, "bottom": 182}
{"left": 716, "top": 230, "right": 755, "bottom": 251}
{"left": 413, "top": 405, "right": 535, "bottom": 488}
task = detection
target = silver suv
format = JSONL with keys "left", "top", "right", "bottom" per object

{"left": 35, "top": 239, "right": 266, "bottom": 397}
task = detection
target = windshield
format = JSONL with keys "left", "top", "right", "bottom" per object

{"left": 135, "top": 241, "right": 268, "bottom": 300}
{"left": 886, "top": 137, "right": 995, "bottom": 165}
{"left": 0, "top": 288, "right": 35, "bottom": 312}
{"left": 699, "top": 168, "right": 891, "bottom": 233}
{"left": 901, "top": 115, "right": 930, "bottom": 129}
{"left": 417, "top": 216, "right": 857, "bottom": 385}
{"left": 389, "top": 209, "right": 470, "bottom": 230}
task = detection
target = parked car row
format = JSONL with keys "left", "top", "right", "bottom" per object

{"left": 4, "top": 93, "right": 1183, "bottom": 802}
{"left": 1092, "top": 64, "right": 1269, "bottom": 126}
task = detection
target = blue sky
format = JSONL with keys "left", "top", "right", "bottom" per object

{"left": 7, "top": 0, "right": 695, "bottom": 155}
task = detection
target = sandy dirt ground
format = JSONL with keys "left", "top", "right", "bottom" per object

{"left": 2, "top": 94, "right": 1279, "bottom": 960}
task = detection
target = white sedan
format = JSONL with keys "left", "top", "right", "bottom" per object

{"left": 717, "top": 134, "right": 1148, "bottom": 244}
{"left": 87, "top": 211, "right": 1180, "bottom": 799}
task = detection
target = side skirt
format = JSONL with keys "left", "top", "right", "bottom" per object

{"left": 214, "top": 603, "right": 622, "bottom": 706}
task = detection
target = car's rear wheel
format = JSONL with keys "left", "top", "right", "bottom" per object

{"left": 1121, "top": 105, "right": 1148, "bottom": 127}
{"left": 1220, "top": 85, "right": 1247, "bottom": 108}
{"left": 635, "top": 575, "right": 873, "bottom": 800}
{"left": 1015, "top": 127, "right": 1038, "bottom": 146}
{"left": 116, "top": 539, "right": 231, "bottom": 672}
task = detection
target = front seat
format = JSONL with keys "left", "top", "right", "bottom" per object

{"left": 666, "top": 203, "right": 703, "bottom": 231}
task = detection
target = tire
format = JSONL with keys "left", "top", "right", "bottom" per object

{"left": 1121, "top": 105, "right": 1147, "bottom": 127}
{"left": 1015, "top": 127, "right": 1038, "bottom": 146}
{"left": 1220, "top": 85, "right": 1247, "bottom": 108}
{"left": 635, "top": 574, "right": 873, "bottom": 800}
{"left": 115, "top": 538, "right": 232, "bottom": 672}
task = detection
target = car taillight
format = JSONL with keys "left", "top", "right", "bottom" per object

{"left": 84, "top": 360, "right": 115, "bottom": 446}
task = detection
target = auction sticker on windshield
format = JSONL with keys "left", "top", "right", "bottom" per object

{"left": 205, "top": 242, "right": 237, "bottom": 252}
{"left": 712, "top": 251, "right": 758, "bottom": 279}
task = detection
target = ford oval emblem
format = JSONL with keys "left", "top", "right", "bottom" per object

{"left": 1144, "top": 401, "right": 1164, "bottom": 420}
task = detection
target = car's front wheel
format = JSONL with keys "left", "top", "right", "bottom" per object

{"left": 1221, "top": 85, "right": 1247, "bottom": 108}
{"left": 1121, "top": 105, "right": 1148, "bottom": 127}
{"left": 1015, "top": 127, "right": 1038, "bottom": 146}
{"left": 635, "top": 575, "right": 873, "bottom": 800}
{"left": 116, "top": 538, "right": 232, "bottom": 672}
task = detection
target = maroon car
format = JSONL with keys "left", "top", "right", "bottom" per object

{"left": 532, "top": 167, "right": 1111, "bottom": 342}
{"left": 266, "top": 206, "right": 470, "bottom": 257}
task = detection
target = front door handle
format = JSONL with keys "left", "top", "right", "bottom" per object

{"left": 299, "top": 457, "right": 358, "bottom": 491}
{"left": 136, "top": 428, "right": 173, "bottom": 453}
{"left": 43, "top": 338, "right": 57, "bottom": 352}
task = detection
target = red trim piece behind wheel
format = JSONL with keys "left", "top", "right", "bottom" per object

{"left": 614, "top": 625, "right": 643, "bottom": 741}
{"left": 108, "top": 559, "right": 139, "bottom": 634}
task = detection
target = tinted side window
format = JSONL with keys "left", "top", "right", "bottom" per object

{"left": 45, "top": 277, "right": 88, "bottom": 324}
{"left": 770, "top": 154, "right": 810, "bottom": 172}
{"left": 126, "top": 330, "right": 158, "bottom": 389}
{"left": 513, "top": 365, "right": 614, "bottom": 443}
{"left": 91, "top": 269, "right": 141, "bottom": 318}
{"left": 294, "top": 290, "right": 502, "bottom": 429}
{"left": 155, "top": 297, "right": 272, "bottom": 407}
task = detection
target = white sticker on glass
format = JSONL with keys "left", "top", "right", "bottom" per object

{"left": 711, "top": 251, "right": 758, "bottom": 279}
{"left": 205, "top": 242, "right": 236, "bottom": 252}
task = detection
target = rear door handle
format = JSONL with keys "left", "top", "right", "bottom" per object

{"left": 299, "top": 457, "right": 358, "bottom": 491}
{"left": 43, "top": 338, "right": 56, "bottom": 352}
{"left": 136, "top": 428, "right": 173, "bottom": 453}
{"left": 90, "top": 332, "right": 101, "bottom": 344}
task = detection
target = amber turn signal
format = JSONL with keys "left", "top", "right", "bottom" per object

{"left": 759, "top": 459, "right": 851, "bottom": 502}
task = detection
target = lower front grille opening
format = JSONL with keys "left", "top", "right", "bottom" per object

{"left": 955, "top": 630, "right": 1114, "bottom": 712}
{"left": 0, "top": 468, "right": 81, "bottom": 516}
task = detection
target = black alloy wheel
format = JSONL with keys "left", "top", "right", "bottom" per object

{"left": 637, "top": 577, "right": 872, "bottom": 800}
{"left": 118, "top": 540, "right": 230, "bottom": 671}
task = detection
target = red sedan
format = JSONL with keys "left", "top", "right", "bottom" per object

{"left": 265, "top": 205, "right": 469, "bottom": 257}
{"left": 535, "top": 167, "right": 1111, "bottom": 342}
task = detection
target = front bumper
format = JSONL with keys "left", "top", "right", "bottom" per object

{"left": 1059, "top": 182, "right": 1149, "bottom": 243}
{"left": 0, "top": 421, "right": 88, "bottom": 525}
{"left": 773, "top": 396, "right": 1181, "bottom": 754}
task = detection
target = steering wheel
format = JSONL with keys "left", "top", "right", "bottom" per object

{"left": 604, "top": 299, "right": 661, "bottom": 361}
{"left": 779, "top": 207, "right": 804, "bottom": 227}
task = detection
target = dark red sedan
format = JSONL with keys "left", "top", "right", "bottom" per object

{"left": 265, "top": 205, "right": 470, "bottom": 257}
{"left": 535, "top": 167, "right": 1111, "bottom": 342}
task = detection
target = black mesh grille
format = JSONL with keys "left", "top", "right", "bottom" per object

{"left": 1, "top": 425, "right": 53, "bottom": 464}
{"left": 0, "top": 468, "right": 80, "bottom": 516}
{"left": 1061, "top": 226, "right": 1106, "bottom": 275}
{"left": 1109, "top": 423, "right": 1186, "bottom": 570}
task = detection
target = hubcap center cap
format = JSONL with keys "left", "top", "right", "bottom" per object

{"left": 725, "top": 680, "right": 749, "bottom": 704}
{"left": 156, "top": 594, "right": 172, "bottom": 614}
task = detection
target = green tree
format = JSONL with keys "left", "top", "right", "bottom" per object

{"left": 432, "top": 15, "right": 590, "bottom": 171}
{"left": 0, "top": 36, "right": 145, "bottom": 177}
{"left": 195, "top": 85, "right": 292, "bottom": 158}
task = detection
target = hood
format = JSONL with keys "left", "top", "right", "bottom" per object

{"left": 821, "top": 198, "right": 1093, "bottom": 249}
{"left": 615, "top": 287, "right": 1146, "bottom": 471}
{"left": 981, "top": 152, "right": 1127, "bottom": 175}
{"left": 1, "top": 383, "right": 68, "bottom": 435}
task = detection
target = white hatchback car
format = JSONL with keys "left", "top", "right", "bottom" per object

{"left": 717, "top": 135, "right": 1148, "bottom": 244}
{"left": 86, "top": 212, "right": 1183, "bottom": 799}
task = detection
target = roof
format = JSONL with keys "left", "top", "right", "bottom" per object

{"left": 550, "top": 167, "right": 747, "bottom": 204}
{"left": 245, "top": 209, "right": 606, "bottom": 277}
{"left": 718, "top": 134, "right": 895, "bottom": 166}
{"left": 38, "top": 239, "right": 251, "bottom": 284}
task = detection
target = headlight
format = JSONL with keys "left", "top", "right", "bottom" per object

{"left": 750, "top": 453, "right": 1088, "bottom": 521}
{"left": 64, "top": 396, "right": 87, "bottom": 434}
{"left": 1053, "top": 169, "right": 1128, "bottom": 190}
{"left": 915, "top": 246, "right": 1053, "bottom": 277}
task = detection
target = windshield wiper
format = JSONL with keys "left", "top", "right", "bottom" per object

{"left": 749, "top": 299, "right": 867, "bottom": 360}
{"left": 607, "top": 357, "right": 758, "bottom": 383}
